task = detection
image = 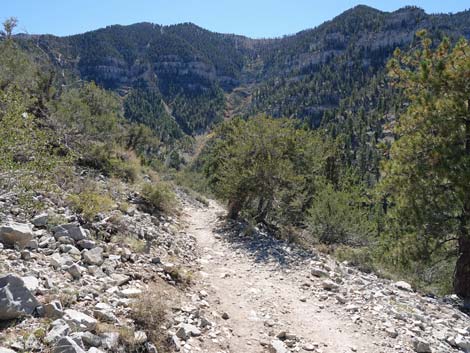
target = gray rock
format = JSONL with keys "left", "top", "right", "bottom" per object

{"left": 21, "top": 250, "right": 32, "bottom": 260}
{"left": 87, "top": 348, "right": 105, "bottom": 353}
{"left": 119, "top": 288, "right": 142, "bottom": 298}
{"left": 76, "top": 239, "right": 96, "bottom": 250}
{"left": 21, "top": 276, "right": 39, "bottom": 293}
{"left": 77, "top": 332, "right": 101, "bottom": 348}
{"left": 32, "top": 213, "right": 49, "bottom": 227}
{"left": 82, "top": 247, "right": 104, "bottom": 266}
{"left": 0, "top": 348, "right": 16, "bottom": 353}
{"left": 53, "top": 337, "right": 86, "bottom": 353}
{"left": 321, "top": 279, "right": 340, "bottom": 292}
{"left": 109, "top": 273, "right": 130, "bottom": 286}
{"left": 49, "top": 253, "right": 66, "bottom": 268}
{"left": 100, "top": 332, "right": 119, "bottom": 350}
{"left": 93, "top": 303, "right": 117, "bottom": 323}
{"left": 45, "top": 320, "right": 70, "bottom": 344}
{"left": 455, "top": 334, "right": 470, "bottom": 351}
{"left": 0, "top": 222, "right": 33, "bottom": 249}
{"left": 268, "top": 340, "right": 289, "bottom": 353}
{"left": 311, "top": 267, "right": 329, "bottom": 277}
{"left": 44, "top": 300, "right": 64, "bottom": 319}
{"left": 302, "top": 344, "right": 316, "bottom": 351}
{"left": 412, "top": 337, "right": 431, "bottom": 353}
{"left": 53, "top": 224, "right": 88, "bottom": 242}
{"left": 145, "top": 342, "right": 158, "bottom": 353}
{"left": 0, "top": 274, "right": 39, "bottom": 320}
{"left": 176, "top": 323, "right": 201, "bottom": 340}
{"left": 134, "top": 331, "right": 147, "bottom": 344}
{"left": 66, "top": 264, "right": 83, "bottom": 280}
{"left": 63, "top": 309, "right": 97, "bottom": 331}
{"left": 394, "top": 281, "right": 413, "bottom": 292}
{"left": 385, "top": 327, "right": 398, "bottom": 338}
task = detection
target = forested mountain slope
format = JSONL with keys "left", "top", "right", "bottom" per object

{"left": 16, "top": 5, "right": 470, "bottom": 178}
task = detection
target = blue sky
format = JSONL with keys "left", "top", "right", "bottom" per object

{"left": 3, "top": 0, "right": 469, "bottom": 38}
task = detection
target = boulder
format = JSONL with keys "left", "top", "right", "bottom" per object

{"left": 321, "top": 279, "right": 340, "bottom": 292}
{"left": 63, "top": 309, "right": 97, "bottom": 331}
{"left": 66, "top": 264, "right": 83, "bottom": 280}
{"left": 311, "top": 267, "right": 329, "bottom": 277}
{"left": 93, "top": 303, "right": 117, "bottom": 323}
{"left": 0, "top": 274, "right": 39, "bottom": 320}
{"left": 45, "top": 320, "right": 70, "bottom": 344}
{"left": 76, "top": 239, "right": 96, "bottom": 250}
{"left": 385, "top": 327, "right": 398, "bottom": 338}
{"left": 82, "top": 247, "right": 104, "bottom": 266}
{"left": 78, "top": 332, "right": 102, "bottom": 347}
{"left": 21, "top": 276, "right": 39, "bottom": 293}
{"left": 412, "top": 337, "right": 431, "bottom": 353}
{"left": 268, "top": 340, "right": 289, "bottom": 353}
{"left": 31, "top": 213, "right": 48, "bottom": 227}
{"left": 53, "top": 224, "right": 88, "bottom": 242}
{"left": 0, "top": 222, "right": 33, "bottom": 249}
{"left": 119, "top": 288, "right": 142, "bottom": 298}
{"left": 455, "top": 334, "right": 470, "bottom": 351}
{"left": 0, "top": 348, "right": 16, "bottom": 353}
{"left": 175, "top": 323, "right": 201, "bottom": 340}
{"left": 49, "top": 253, "right": 64, "bottom": 268}
{"left": 394, "top": 281, "right": 413, "bottom": 292}
{"left": 44, "top": 300, "right": 64, "bottom": 319}
{"left": 100, "top": 332, "right": 119, "bottom": 350}
{"left": 52, "top": 337, "right": 86, "bottom": 353}
{"left": 87, "top": 348, "right": 105, "bottom": 353}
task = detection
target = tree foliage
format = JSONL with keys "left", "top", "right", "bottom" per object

{"left": 381, "top": 33, "right": 470, "bottom": 300}
{"left": 203, "top": 116, "right": 336, "bottom": 225}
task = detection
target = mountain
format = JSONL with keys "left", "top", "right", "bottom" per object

{"left": 17, "top": 6, "right": 470, "bottom": 172}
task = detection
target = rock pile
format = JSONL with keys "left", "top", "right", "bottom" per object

{"left": 0, "top": 181, "right": 199, "bottom": 352}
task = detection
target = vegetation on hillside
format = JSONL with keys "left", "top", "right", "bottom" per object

{"left": 3, "top": 10, "right": 470, "bottom": 304}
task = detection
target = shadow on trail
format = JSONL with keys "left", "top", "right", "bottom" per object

{"left": 213, "top": 218, "right": 315, "bottom": 268}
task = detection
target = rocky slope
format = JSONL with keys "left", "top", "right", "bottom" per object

{"left": 2, "top": 176, "right": 469, "bottom": 353}
{"left": 0, "top": 174, "right": 200, "bottom": 352}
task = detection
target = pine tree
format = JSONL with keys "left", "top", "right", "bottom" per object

{"left": 381, "top": 32, "right": 470, "bottom": 303}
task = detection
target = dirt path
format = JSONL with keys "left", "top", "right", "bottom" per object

{"left": 182, "top": 199, "right": 392, "bottom": 353}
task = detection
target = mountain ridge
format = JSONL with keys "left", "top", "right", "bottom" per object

{"left": 14, "top": 5, "right": 470, "bottom": 166}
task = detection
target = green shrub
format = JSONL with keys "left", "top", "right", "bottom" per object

{"left": 307, "top": 182, "right": 374, "bottom": 245}
{"left": 80, "top": 144, "right": 140, "bottom": 182}
{"left": 335, "top": 245, "right": 376, "bottom": 273}
{"left": 141, "top": 182, "right": 176, "bottom": 213}
{"left": 68, "top": 190, "right": 114, "bottom": 221}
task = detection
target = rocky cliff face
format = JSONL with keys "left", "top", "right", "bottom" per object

{"left": 18, "top": 6, "right": 470, "bottom": 136}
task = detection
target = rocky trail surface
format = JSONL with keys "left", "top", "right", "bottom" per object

{"left": 175, "top": 198, "right": 470, "bottom": 353}
{"left": 0, "top": 185, "right": 469, "bottom": 353}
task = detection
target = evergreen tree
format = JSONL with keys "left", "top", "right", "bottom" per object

{"left": 381, "top": 33, "right": 470, "bottom": 303}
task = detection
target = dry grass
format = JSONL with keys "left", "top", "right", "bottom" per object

{"left": 129, "top": 279, "right": 180, "bottom": 351}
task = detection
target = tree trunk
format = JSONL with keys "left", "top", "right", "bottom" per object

{"left": 454, "top": 234, "right": 470, "bottom": 307}
{"left": 227, "top": 199, "right": 242, "bottom": 220}
{"left": 454, "top": 101, "right": 470, "bottom": 307}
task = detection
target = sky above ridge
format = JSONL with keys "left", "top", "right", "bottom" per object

{"left": 3, "top": 0, "right": 469, "bottom": 38}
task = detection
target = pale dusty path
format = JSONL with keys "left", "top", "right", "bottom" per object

{"left": 182, "top": 199, "right": 396, "bottom": 353}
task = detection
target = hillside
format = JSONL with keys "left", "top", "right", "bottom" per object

{"left": 2, "top": 5, "right": 470, "bottom": 353}
{"left": 15, "top": 5, "right": 470, "bottom": 181}
{"left": 19, "top": 6, "right": 470, "bottom": 133}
